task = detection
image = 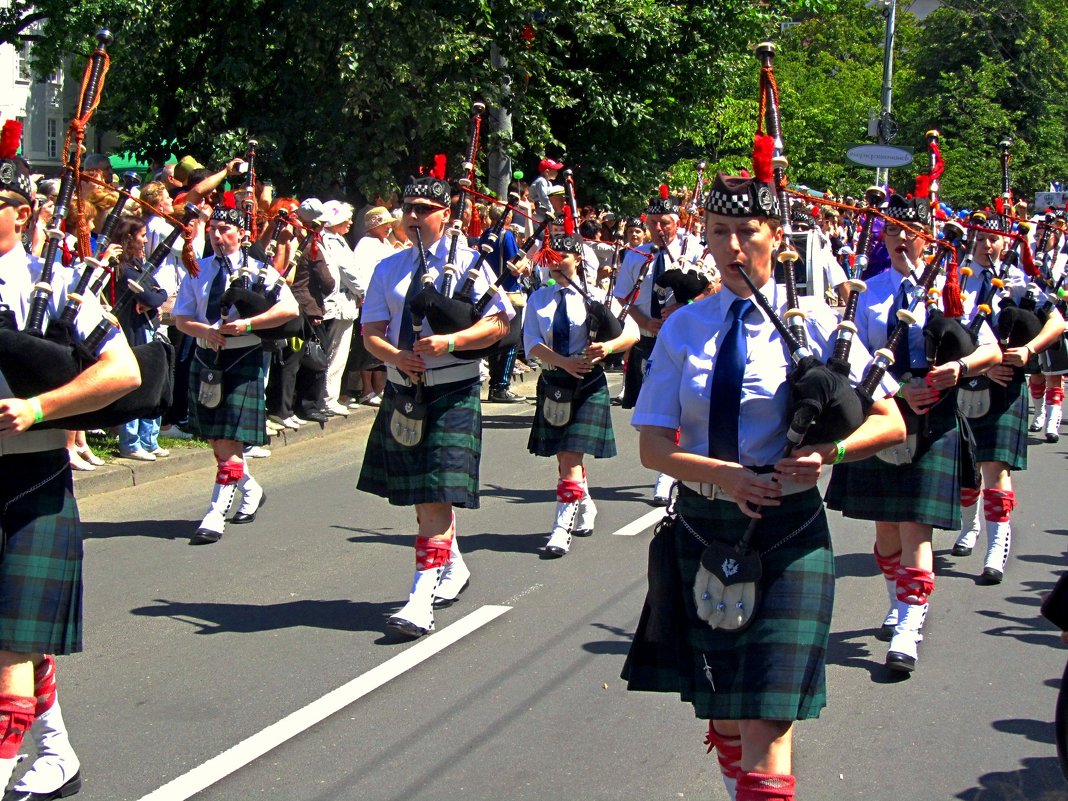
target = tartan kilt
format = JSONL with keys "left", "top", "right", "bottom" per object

{"left": 1038, "top": 337, "right": 1068, "bottom": 376}
{"left": 622, "top": 487, "right": 833, "bottom": 721}
{"left": 825, "top": 394, "right": 961, "bottom": 530}
{"left": 969, "top": 377, "right": 1028, "bottom": 470}
{"left": 621, "top": 336, "right": 656, "bottom": 409}
{"left": 357, "top": 376, "right": 482, "bottom": 508}
{"left": 188, "top": 346, "right": 267, "bottom": 445}
{"left": 0, "top": 450, "right": 82, "bottom": 655}
{"left": 528, "top": 368, "right": 617, "bottom": 458}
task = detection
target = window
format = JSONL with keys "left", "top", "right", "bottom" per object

{"left": 16, "top": 43, "right": 32, "bottom": 82}
{"left": 47, "top": 119, "right": 57, "bottom": 159}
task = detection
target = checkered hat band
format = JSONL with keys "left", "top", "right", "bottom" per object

{"left": 0, "top": 160, "right": 32, "bottom": 202}
{"left": 211, "top": 207, "right": 243, "bottom": 225}
{"left": 703, "top": 188, "right": 779, "bottom": 218}
{"left": 885, "top": 207, "right": 918, "bottom": 222}
{"left": 403, "top": 181, "right": 450, "bottom": 206}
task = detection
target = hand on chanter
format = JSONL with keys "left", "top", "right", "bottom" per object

{"left": 774, "top": 446, "right": 827, "bottom": 488}
{"left": 986, "top": 363, "right": 1015, "bottom": 387}
{"left": 712, "top": 463, "right": 782, "bottom": 520}
{"left": 394, "top": 350, "right": 427, "bottom": 382}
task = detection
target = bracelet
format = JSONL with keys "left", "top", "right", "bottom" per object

{"left": 605, "top": 345, "right": 613, "bottom": 356}
{"left": 447, "top": 335, "right": 456, "bottom": 353}
{"left": 956, "top": 359, "right": 968, "bottom": 378}
{"left": 245, "top": 319, "right": 254, "bottom": 333}
{"left": 832, "top": 440, "right": 847, "bottom": 465}
{"left": 29, "top": 396, "right": 44, "bottom": 424}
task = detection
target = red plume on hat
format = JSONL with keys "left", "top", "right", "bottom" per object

{"left": 563, "top": 204, "right": 576, "bottom": 236}
{"left": 752, "top": 134, "right": 774, "bottom": 184}
{"left": 430, "top": 154, "right": 447, "bottom": 181}
{"left": 221, "top": 190, "right": 238, "bottom": 209}
{"left": 659, "top": 183, "right": 670, "bottom": 200}
{"left": 0, "top": 120, "right": 21, "bottom": 159}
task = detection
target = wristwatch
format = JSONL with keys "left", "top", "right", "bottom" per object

{"left": 956, "top": 359, "right": 969, "bottom": 378}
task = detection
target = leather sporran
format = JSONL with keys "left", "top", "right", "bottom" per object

{"left": 540, "top": 372, "right": 577, "bottom": 428}
{"left": 957, "top": 374, "right": 992, "bottom": 419}
{"left": 693, "top": 540, "right": 762, "bottom": 633}
{"left": 389, "top": 386, "right": 427, "bottom": 447}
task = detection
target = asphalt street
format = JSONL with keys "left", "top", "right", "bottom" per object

{"left": 29, "top": 389, "right": 1068, "bottom": 801}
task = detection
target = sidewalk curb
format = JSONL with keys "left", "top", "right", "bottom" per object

{"left": 70, "top": 367, "right": 581, "bottom": 499}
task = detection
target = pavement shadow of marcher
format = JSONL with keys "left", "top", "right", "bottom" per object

{"left": 130, "top": 597, "right": 398, "bottom": 635}
{"left": 581, "top": 622, "right": 634, "bottom": 656}
{"left": 977, "top": 605, "right": 1063, "bottom": 647}
{"left": 81, "top": 518, "right": 195, "bottom": 541}
{"left": 340, "top": 527, "right": 548, "bottom": 556}
{"left": 956, "top": 755, "right": 1068, "bottom": 800}
{"left": 992, "top": 717, "right": 1057, "bottom": 745}
{"left": 833, "top": 551, "right": 879, "bottom": 579}
{"left": 826, "top": 626, "right": 910, "bottom": 684}
{"left": 481, "top": 413, "right": 535, "bottom": 430}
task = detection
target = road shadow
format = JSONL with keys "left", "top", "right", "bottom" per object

{"left": 338, "top": 526, "right": 548, "bottom": 556}
{"left": 833, "top": 551, "right": 878, "bottom": 579}
{"left": 993, "top": 717, "right": 1056, "bottom": 745}
{"left": 481, "top": 413, "right": 535, "bottom": 430}
{"left": 976, "top": 604, "right": 1063, "bottom": 647}
{"left": 129, "top": 597, "right": 399, "bottom": 635}
{"left": 955, "top": 755, "right": 1068, "bottom": 800}
{"left": 582, "top": 622, "right": 634, "bottom": 656}
{"left": 826, "top": 626, "right": 911, "bottom": 684}
{"left": 81, "top": 518, "right": 193, "bottom": 541}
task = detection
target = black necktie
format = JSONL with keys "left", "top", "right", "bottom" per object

{"left": 206, "top": 256, "right": 228, "bottom": 324}
{"left": 650, "top": 250, "right": 667, "bottom": 319}
{"left": 552, "top": 288, "right": 571, "bottom": 356}
{"left": 888, "top": 281, "right": 912, "bottom": 376}
{"left": 398, "top": 250, "right": 427, "bottom": 351}
{"left": 708, "top": 298, "right": 755, "bottom": 463}
{"left": 975, "top": 269, "right": 993, "bottom": 308}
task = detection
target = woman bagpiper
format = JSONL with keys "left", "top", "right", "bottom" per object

{"left": 621, "top": 171, "right": 905, "bottom": 801}
{"left": 825, "top": 195, "right": 1001, "bottom": 672}
{"left": 522, "top": 228, "right": 638, "bottom": 557}
{"left": 951, "top": 226, "right": 1065, "bottom": 582}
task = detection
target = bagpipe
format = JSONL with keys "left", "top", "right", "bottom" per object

{"left": 0, "top": 30, "right": 177, "bottom": 429}
{"left": 219, "top": 139, "right": 274, "bottom": 320}
{"left": 653, "top": 165, "right": 719, "bottom": 305}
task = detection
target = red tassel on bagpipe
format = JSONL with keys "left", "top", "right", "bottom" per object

{"left": 0, "top": 119, "right": 22, "bottom": 159}
{"left": 929, "top": 139, "right": 945, "bottom": 180}
{"left": 563, "top": 205, "right": 576, "bottom": 236}
{"left": 1020, "top": 238, "right": 1039, "bottom": 277}
{"left": 942, "top": 256, "right": 965, "bottom": 318}
{"left": 752, "top": 134, "right": 775, "bottom": 184}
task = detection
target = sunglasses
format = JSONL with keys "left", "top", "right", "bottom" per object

{"left": 402, "top": 202, "right": 446, "bottom": 216}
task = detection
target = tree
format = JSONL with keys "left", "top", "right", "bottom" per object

{"left": 11, "top": 0, "right": 834, "bottom": 210}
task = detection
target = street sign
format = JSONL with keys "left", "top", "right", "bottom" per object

{"left": 845, "top": 143, "right": 915, "bottom": 168}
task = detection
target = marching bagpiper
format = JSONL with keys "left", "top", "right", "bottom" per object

{"left": 522, "top": 225, "right": 638, "bottom": 557}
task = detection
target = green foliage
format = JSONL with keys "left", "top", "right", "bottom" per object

{"left": 8, "top": 0, "right": 1067, "bottom": 213}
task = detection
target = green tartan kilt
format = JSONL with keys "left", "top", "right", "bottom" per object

{"left": 0, "top": 450, "right": 83, "bottom": 655}
{"left": 622, "top": 487, "right": 833, "bottom": 722}
{"left": 188, "top": 346, "right": 267, "bottom": 445}
{"left": 528, "top": 369, "right": 617, "bottom": 458}
{"left": 357, "top": 377, "right": 483, "bottom": 508}
{"left": 969, "top": 377, "right": 1028, "bottom": 470}
{"left": 825, "top": 394, "right": 961, "bottom": 530}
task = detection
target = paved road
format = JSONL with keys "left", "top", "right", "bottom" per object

{"left": 28, "top": 392, "right": 1068, "bottom": 800}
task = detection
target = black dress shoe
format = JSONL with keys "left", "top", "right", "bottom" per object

{"left": 488, "top": 389, "right": 526, "bottom": 403}
{"left": 875, "top": 623, "right": 895, "bottom": 642}
{"left": 303, "top": 411, "right": 330, "bottom": 425}
{"left": 980, "top": 567, "right": 1004, "bottom": 584}
{"left": 885, "top": 651, "right": 916, "bottom": 673}
{"left": 231, "top": 493, "right": 266, "bottom": 525}
{"left": 951, "top": 543, "right": 973, "bottom": 557}
{"left": 4, "top": 770, "right": 83, "bottom": 800}
{"left": 190, "top": 528, "right": 222, "bottom": 545}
